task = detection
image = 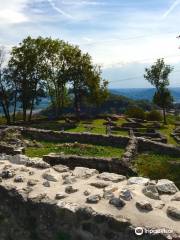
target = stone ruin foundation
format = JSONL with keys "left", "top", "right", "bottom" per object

{"left": 0, "top": 154, "right": 179, "bottom": 240}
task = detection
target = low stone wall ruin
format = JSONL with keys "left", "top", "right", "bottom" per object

{"left": 20, "top": 127, "right": 130, "bottom": 147}
{"left": 43, "top": 154, "right": 136, "bottom": 176}
{"left": 137, "top": 137, "right": 180, "bottom": 156}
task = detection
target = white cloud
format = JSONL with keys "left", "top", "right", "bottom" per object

{"left": 0, "top": 0, "right": 29, "bottom": 24}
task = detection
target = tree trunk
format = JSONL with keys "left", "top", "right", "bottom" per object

{"left": 0, "top": 100, "right": 10, "bottom": 124}
{"left": 23, "top": 104, "right": 27, "bottom": 122}
{"left": 13, "top": 91, "right": 17, "bottom": 123}
{"left": 74, "top": 93, "right": 80, "bottom": 121}
{"left": 163, "top": 108, "right": 167, "bottom": 125}
{"left": 28, "top": 97, "right": 35, "bottom": 122}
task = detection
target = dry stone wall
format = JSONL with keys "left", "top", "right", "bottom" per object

{"left": 0, "top": 155, "right": 179, "bottom": 240}
{"left": 20, "top": 127, "right": 130, "bottom": 147}
{"left": 43, "top": 154, "right": 136, "bottom": 176}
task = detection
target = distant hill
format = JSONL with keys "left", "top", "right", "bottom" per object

{"left": 110, "top": 88, "right": 180, "bottom": 103}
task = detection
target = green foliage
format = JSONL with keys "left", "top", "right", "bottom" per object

{"left": 144, "top": 58, "right": 174, "bottom": 124}
{"left": 126, "top": 107, "right": 146, "bottom": 119}
{"left": 146, "top": 110, "right": 162, "bottom": 121}
{"left": 6, "top": 36, "right": 108, "bottom": 121}
{"left": 144, "top": 58, "right": 173, "bottom": 89}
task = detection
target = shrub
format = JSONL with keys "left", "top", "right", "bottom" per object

{"left": 126, "top": 107, "right": 146, "bottom": 120}
{"left": 146, "top": 110, "right": 162, "bottom": 121}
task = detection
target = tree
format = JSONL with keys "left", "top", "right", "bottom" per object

{"left": 0, "top": 47, "right": 13, "bottom": 124}
{"left": 43, "top": 38, "right": 70, "bottom": 116}
{"left": 9, "top": 37, "right": 46, "bottom": 121}
{"left": 66, "top": 44, "right": 108, "bottom": 119}
{"left": 144, "top": 59, "right": 173, "bottom": 124}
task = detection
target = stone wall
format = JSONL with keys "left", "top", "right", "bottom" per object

{"left": 137, "top": 138, "right": 180, "bottom": 156}
{"left": 43, "top": 154, "right": 136, "bottom": 176}
{"left": 0, "top": 143, "right": 23, "bottom": 155}
{"left": 0, "top": 184, "right": 172, "bottom": 240}
{"left": 20, "top": 127, "right": 129, "bottom": 147}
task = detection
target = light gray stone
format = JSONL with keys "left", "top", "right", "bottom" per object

{"left": 43, "top": 181, "right": 50, "bottom": 187}
{"left": 86, "top": 194, "right": 101, "bottom": 204}
{"left": 63, "top": 176, "right": 76, "bottom": 185}
{"left": 27, "top": 179, "right": 38, "bottom": 186}
{"left": 136, "top": 200, "right": 153, "bottom": 211}
{"left": 128, "top": 177, "right": 150, "bottom": 186}
{"left": 65, "top": 186, "right": 78, "bottom": 194}
{"left": 42, "top": 172, "right": 58, "bottom": 182}
{"left": 84, "top": 190, "right": 91, "bottom": 196}
{"left": 167, "top": 206, "right": 180, "bottom": 220}
{"left": 55, "top": 192, "right": 67, "bottom": 200}
{"left": 156, "top": 179, "right": 178, "bottom": 194}
{"left": 97, "top": 172, "right": 126, "bottom": 183}
{"left": 171, "top": 192, "right": 180, "bottom": 201}
{"left": 142, "top": 185, "right": 160, "bottom": 200}
{"left": 53, "top": 164, "right": 69, "bottom": 173}
{"left": 73, "top": 167, "right": 98, "bottom": 179}
{"left": 14, "top": 176, "right": 24, "bottom": 183}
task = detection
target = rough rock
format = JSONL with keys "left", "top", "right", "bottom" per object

{"left": 167, "top": 206, "right": 180, "bottom": 220}
{"left": 42, "top": 171, "right": 58, "bottom": 182}
{"left": 136, "top": 200, "right": 153, "bottom": 211}
{"left": 90, "top": 181, "right": 109, "bottom": 189}
{"left": 0, "top": 169, "right": 15, "bottom": 179}
{"left": 73, "top": 167, "right": 98, "bottom": 179}
{"left": 128, "top": 177, "right": 150, "bottom": 186}
{"left": 109, "top": 197, "right": 126, "bottom": 209}
{"left": 97, "top": 172, "right": 126, "bottom": 183}
{"left": 27, "top": 179, "right": 38, "bottom": 186}
{"left": 103, "top": 191, "right": 114, "bottom": 200}
{"left": 43, "top": 181, "right": 50, "bottom": 187}
{"left": 171, "top": 192, "right": 180, "bottom": 201}
{"left": 53, "top": 164, "right": 69, "bottom": 173}
{"left": 142, "top": 185, "right": 160, "bottom": 200}
{"left": 26, "top": 158, "right": 50, "bottom": 169}
{"left": 86, "top": 194, "right": 101, "bottom": 204}
{"left": 65, "top": 185, "right": 78, "bottom": 194}
{"left": 14, "top": 175, "right": 24, "bottom": 183}
{"left": 55, "top": 192, "right": 67, "bottom": 200}
{"left": 84, "top": 190, "right": 91, "bottom": 196}
{"left": 119, "top": 189, "right": 133, "bottom": 201}
{"left": 63, "top": 176, "right": 76, "bottom": 184}
{"left": 156, "top": 179, "right": 178, "bottom": 194}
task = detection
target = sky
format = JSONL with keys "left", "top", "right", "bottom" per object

{"left": 0, "top": 0, "right": 180, "bottom": 88}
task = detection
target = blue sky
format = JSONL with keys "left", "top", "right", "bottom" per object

{"left": 0, "top": 0, "right": 180, "bottom": 88}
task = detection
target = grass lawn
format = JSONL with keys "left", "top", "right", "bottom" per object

{"left": 25, "top": 141, "right": 125, "bottom": 158}
{"left": 134, "top": 152, "right": 180, "bottom": 188}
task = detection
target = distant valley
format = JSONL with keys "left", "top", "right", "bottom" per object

{"left": 110, "top": 88, "right": 180, "bottom": 103}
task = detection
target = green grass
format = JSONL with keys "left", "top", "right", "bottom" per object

{"left": 27, "top": 118, "right": 129, "bottom": 136}
{"left": 25, "top": 141, "right": 125, "bottom": 158}
{"left": 159, "top": 124, "right": 177, "bottom": 145}
{"left": 135, "top": 152, "right": 180, "bottom": 188}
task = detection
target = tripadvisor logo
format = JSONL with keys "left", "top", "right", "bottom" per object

{"left": 135, "top": 227, "right": 144, "bottom": 236}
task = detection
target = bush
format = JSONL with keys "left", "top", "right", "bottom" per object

{"left": 126, "top": 107, "right": 146, "bottom": 120}
{"left": 146, "top": 110, "right": 162, "bottom": 121}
